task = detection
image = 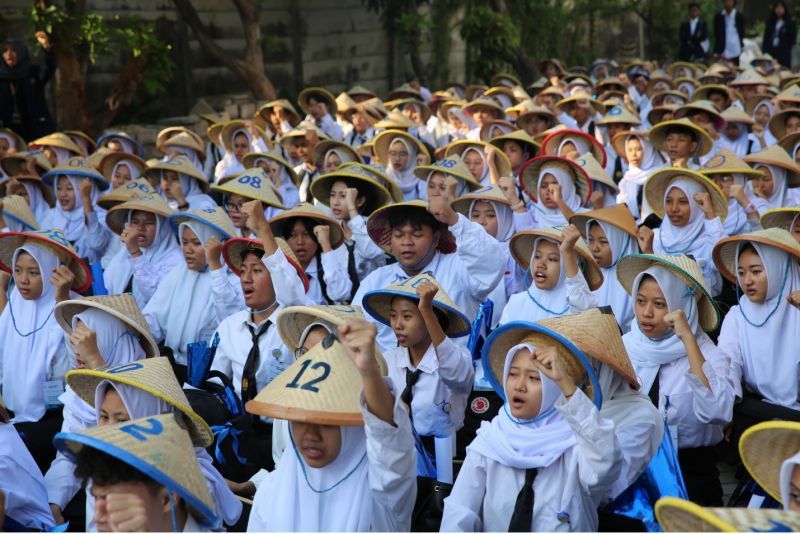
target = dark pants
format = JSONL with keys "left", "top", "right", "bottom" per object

{"left": 679, "top": 446, "right": 723, "bottom": 506}
{"left": 14, "top": 408, "right": 64, "bottom": 474}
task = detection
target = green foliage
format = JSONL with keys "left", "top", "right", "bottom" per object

{"left": 460, "top": 3, "right": 519, "bottom": 82}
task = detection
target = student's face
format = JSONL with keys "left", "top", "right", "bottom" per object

{"left": 266, "top": 161, "right": 281, "bottom": 184}
{"left": 390, "top": 223, "right": 438, "bottom": 269}
{"left": 2, "top": 46, "right": 17, "bottom": 68}
{"left": 789, "top": 465, "right": 800, "bottom": 512}
{"left": 181, "top": 226, "right": 206, "bottom": 272}
{"left": 43, "top": 147, "right": 59, "bottom": 166}
{"left": 526, "top": 115, "right": 549, "bottom": 136}
{"left": 787, "top": 115, "right": 800, "bottom": 135}
{"left": 13, "top": 251, "right": 43, "bottom": 300}
{"left": 240, "top": 252, "right": 276, "bottom": 309}
{"left": 502, "top": 140, "right": 526, "bottom": 168}
{"left": 587, "top": 223, "right": 613, "bottom": 268}
{"left": 625, "top": 138, "right": 644, "bottom": 167}
{"left": 233, "top": 133, "right": 249, "bottom": 161}
{"left": 753, "top": 167, "right": 775, "bottom": 198}
{"left": 287, "top": 220, "right": 319, "bottom": 268}
{"left": 724, "top": 123, "right": 743, "bottom": 141}
{"left": 308, "top": 97, "right": 328, "bottom": 120}
{"left": 469, "top": 200, "right": 499, "bottom": 237}
{"left": 463, "top": 150, "right": 484, "bottom": 180}
{"left": 91, "top": 482, "right": 169, "bottom": 533}
{"left": 665, "top": 187, "right": 692, "bottom": 227}
{"left": 111, "top": 164, "right": 132, "bottom": 189}
{"left": 755, "top": 105, "right": 770, "bottom": 126}
{"left": 405, "top": 104, "right": 424, "bottom": 125}
{"left": 531, "top": 240, "right": 561, "bottom": 290}
{"left": 633, "top": 76, "right": 648, "bottom": 94}
{"left": 538, "top": 173, "right": 559, "bottom": 209}
{"left": 689, "top": 111, "right": 712, "bottom": 129}
{"left": 708, "top": 92, "right": 729, "bottom": 111}
{"left": 426, "top": 172, "right": 450, "bottom": 198}
{"left": 737, "top": 248, "right": 768, "bottom": 303}
{"left": 571, "top": 104, "right": 590, "bottom": 125}
{"left": 284, "top": 142, "right": 299, "bottom": 161}
{"left": 129, "top": 210, "right": 158, "bottom": 249}
{"left": 665, "top": 132, "right": 697, "bottom": 161}
{"left": 295, "top": 139, "right": 313, "bottom": 164}
{"left": 558, "top": 140, "right": 579, "bottom": 160}
{"left": 388, "top": 140, "right": 410, "bottom": 170}
{"left": 225, "top": 193, "right": 248, "bottom": 228}
{"left": 297, "top": 325, "right": 329, "bottom": 357}
{"left": 605, "top": 123, "right": 627, "bottom": 141}
{"left": 329, "top": 180, "right": 363, "bottom": 220}
{"left": 792, "top": 218, "right": 800, "bottom": 244}
{"left": 107, "top": 140, "right": 125, "bottom": 153}
{"left": 689, "top": 5, "right": 700, "bottom": 18}
{"left": 389, "top": 296, "right": 429, "bottom": 348}
{"left": 505, "top": 348, "right": 544, "bottom": 420}
{"left": 160, "top": 170, "right": 181, "bottom": 200}
{"left": 98, "top": 389, "right": 130, "bottom": 426}
{"left": 290, "top": 422, "right": 342, "bottom": 469}
{"left": 324, "top": 152, "right": 342, "bottom": 174}
{"left": 635, "top": 277, "right": 671, "bottom": 338}
{"left": 473, "top": 108, "right": 493, "bottom": 127}
{"left": 738, "top": 86, "right": 758, "bottom": 100}
{"left": 352, "top": 111, "right": 368, "bottom": 132}
{"left": 711, "top": 173, "right": 736, "bottom": 198}
{"left": 57, "top": 176, "right": 77, "bottom": 211}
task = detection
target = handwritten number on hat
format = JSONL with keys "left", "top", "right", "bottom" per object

{"left": 285, "top": 359, "right": 331, "bottom": 393}
{"left": 119, "top": 417, "right": 164, "bottom": 441}
{"left": 435, "top": 159, "right": 456, "bottom": 169}
{"left": 42, "top": 229, "right": 70, "bottom": 247}
{"left": 237, "top": 175, "right": 262, "bottom": 189}
{"left": 126, "top": 182, "right": 150, "bottom": 193}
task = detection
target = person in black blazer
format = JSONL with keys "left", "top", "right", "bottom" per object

{"left": 762, "top": 2, "right": 797, "bottom": 68}
{"left": 713, "top": 0, "right": 746, "bottom": 64}
{"left": 679, "top": 3, "right": 709, "bottom": 62}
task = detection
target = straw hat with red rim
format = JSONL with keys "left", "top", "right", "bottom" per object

{"left": 712, "top": 228, "right": 800, "bottom": 283}
{"left": 106, "top": 193, "right": 174, "bottom": 235}
{"left": 366, "top": 200, "right": 456, "bottom": 255}
{"left": 518, "top": 155, "right": 592, "bottom": 203}
{"left": 222, "top": 237, "right": 309, "bottom": 292}
{"left": 241, "top": 152, "right": 300, "bottom": 187}
{"left": 297, "top": 87, "right": 338, "bottom": 115}
{"left": 0, "top": 229, "right": 91, "bottom": 292}
{"left": 540, "top": 128, "right": 607, "bottom": 167}
{"left": 267, "top": 203, "right": 344, "bottom": 249}
{"left": 443, "top": 139, "right": 513, "bottom": 179}
{"left": 744, "top": 145, "right": 800, "bottom": 187}
{"left": 98, "top": 152, "right": 147, "bottom": 183}
{"left": 644, "top": 167, "right": 728, "bottom": 222}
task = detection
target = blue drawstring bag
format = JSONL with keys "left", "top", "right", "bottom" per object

{"left": 186, "top": 333, "right": 219, "bottom": 388}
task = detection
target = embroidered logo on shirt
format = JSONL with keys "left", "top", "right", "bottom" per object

{"left": 471, "top": 396, "right": 490, "bottom": 414}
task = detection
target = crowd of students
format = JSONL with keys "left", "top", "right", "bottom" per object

{"left": 1, "top": 51, "right": 800, "bottom": 532}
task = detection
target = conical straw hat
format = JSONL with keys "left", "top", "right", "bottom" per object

{"left": 744, "top": 144, "right": 800, "bottom": 187}
{"left": 267, "top": 202, "right": 344, "bottom": 249}
{"left": 0, "top": 128, "right": 27, "bottom": 151}
{"left": 444, "top": 139, "right": 512, "bottom": 179}
{"left": 160, "top": 131, "right": 206, "bottom": 160}
{"left": 462, "top": 97, "right": 505, "bottom": 119}
{"left": 63, "top": 130, "right": 94, "bottom": 155}
{"left": 699, "top": 148, "right": 763, "bottom": 177}
{"left": 778, "top": 130, "right": 800, "bottom": 156}
{"left": 86, "top": 147, "right": 113, "bottom": 170}
{"left": 451, "top": 184, "right": 511, "bottom": 215}
{"left": 644, "top": 167, "right": 728, "bottom": 222}
{"left": 335, "top": 91, "right": 357, "bottom": 113}
{"left": 221, "top": 237, "right": 309, "bottom": 292}
{"left": 413, "top": 157, "right": 483, "bottom": 192}
{"left": 0, "top": 229, "right": 91, "bottom": 292}
{"left": 53, "top": 413, "right": 217, "bottom": 528}
{"left": 366, "top": 200, "right": 457, "bottom": 255}
{"left": 721, "top": 105, "right": 754, "bottom": 126}
{"left": 761, "top": 207, "right": 800, "bottom": 231}
{"left": 712, "top": 228, "right": 800, "bottom": 283}
{"left": 730, "top": 68, "right": 770, "bottom": 87}
{"left": 106, "top": 193, "right": 174, "bottom": 235}
{"left": 96, "top": 132, "right": 144, "bottom": 158}
{"left": 647, "top": 105, "right": 678, "bottom": 126}
{"left": 347, "top": 85, "right": 376, "bottom": 99}
{"left": 298, "top": 86, "right": 338, "bottom": 115}
{"left": 0, "top": 151, "right": 52, "bottom": 179}
{"left": 98, "top": 152, "right": 147, "bottom": 183}
{"left": 616, "top": 253, "right": 719, "bottom": 331}
{"left": 97, "top": 178, "right": 157, "bottom": 211}
{"left": 246, "top": 335, "right": 364, "bottom": 425}
{"left": 518, "top": 155, "right": 592, "bottom": 204}
{"left": 654, "top": 497, "right": 800, "bottom": 532}
{"left": 54, "top": 294, "right": 159, "bottom": 358}
{"left": 210, "top": 168, "right": 285, "bottom": 209}
{"left": 575, "top": 152, "right": 618, "bottom": 193}
{"left": 478, "top": 119, "right": 514, "bottom": 142}
{"left": 570, "top": 203, "right": 638, "bottom": 240}
{"left": 218, "top": 120, "right": 271, "bottom": 153}
{"left": 611, "top": 129, "right": 649, "bottom": 160}
{"left": 739, "top": 420, "right": 800, "bottom": 503}
{"left": 241, "top": 152, "right": 300, "bottom": 187}
{"left": 144, "top": 155, "right": 209, "bottom": 192}
{"left": 155, "top": 126, "right": 197, "bottom": 150}
{"left": 691, "top": 83, "right": 730, "bottom": 102}
{"left": 674, "top": 100, "right": 726, "bottom": 130}
{"left": 169, "top": 206, "right": 236, "bottom": 240}
{"left": 29, "top": 132, "right": 82, "bottom": 156}
{"left": 480, "top": 319, "right": 600, "bottom": 405}
{"left": 256, "top": 99, "right": 302, "bottom": 128}
{"left": 597, "top": 104, "right": 641, "bottom": 126}
{"left": 508, "top": 227, "right": 603, "bottom": 290}
{"left": 768, "top": 108, "right": 800, "bottom": 141}
{"left": 776, "top": 83, "right": 800, "bottom": 104}
{"left": 373, "top": 109, "right": 416, "bottom": 130}
{"left": 0, "top": 195, "right": 38, "bottom": 231}
{"left": 555, "top": 91, "right": 606, "bottom": 115}
{"left": 338, "top": 162, "right": 404, "bottom": 203}
{"left": 312, "top": 140, "right": 364, "bottom": 171}
{"left": 309, "top": 166, "right": 392, "bottom": 215}
{"left": 487, "top": 129, "right": 541, "bottom": 154}
{"left": 516, "top": 104, "right": 557, "bottom": 132}
{"left": 648, "top": 118, "right": 714, "bottom": 156}
{"left": 540, "top": 128, "right": 608, "bottom": 167}
{"left": 65, "top": 357, "right": 213, "bottom": 447}
{"left": 362, "top": 272, "right": 471, "bottom": 337}
{"left": 42, "top": 157, "right": 110, "bottom": 191}
{"left": 373, "top": 130, "right": 429, "bottom": 168}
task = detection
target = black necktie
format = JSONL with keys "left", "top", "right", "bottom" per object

{"left": 400, "top": 368, "right": 422, "bottom": 418}
{"left": 345, "top": 241, "right": 360, "bottom": 301}
{"left": 508, "top": 468, "right": 538, "bottom": 532}
{"left": 613, "top": 156, "right": 623, "bottom": 184}
{"left": 241, "top": 319, "right": 272, "bottom": 403}
{"left": 648, "top": 370, "right": 660, "bottom": 407}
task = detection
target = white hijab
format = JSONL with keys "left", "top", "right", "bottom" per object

{"left": 256, "top": 157, "right": 300, "bottom": 210}
{"left": 522, "top": 237, "right": 571, "bottom": 319}
{"left": 587, "top": 219, "right": 638, "bottom": 332}
{"left": 623, "top": 266, "right": 701, "bottom": 392}
{"left": 386, "top": 138, "right": 420, "bottom": 198}
{"left": 557, "top": 137, "right": 590, "bottom": 158}
{"left": 324, "top": 149, "right": 355, "bottom": 171}
{"left": 21, "top": 182, "right": 50, "bottom": 223}
{"left": 462, "top": 147, "right": 490, "bottom": 185}
{"left": 0, "top": 132, "right": 18, "bottom": 151}
{"left": 654, "top": 179, "right": 709, "bottom": 255}
{"left": 469, "top": 199, "right": 514, "bottom": 242}
{"left": 165, "top": 146, "right": 203, "bottom": 172}
{"left": 780, "top": 452, "right": 800, "bottom": 510}
{"left": 47, "top": 176, "right": 100, "bottom": 248}
{"left": 50, "top": 147, "right": 72, "bottom": 165}
{"left": 467, "top": 343, "right": 578, "bottom": 469}
{"left": 752, "top": 164, "right": 790, "bottom": 212}
{"left": 718, "top": 123, "right": 751, "bottom": 158}
{"left": 724, "top": 174, "right": 750, "bottom": 236}
{"left": 618, "top": 135, "right": 665, "bottom": 220}
{"left": 534, "top": 164, "right": 582, "bottom": 226}
{"left": 734, "top": 242, "right": 800, "bottom": 408}
{"left": 111, "top": 161, "right": 141, "bottom": 181}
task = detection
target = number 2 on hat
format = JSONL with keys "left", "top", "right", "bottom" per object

{"left": 286, "top": 359, "right": 331, "bottom": 393}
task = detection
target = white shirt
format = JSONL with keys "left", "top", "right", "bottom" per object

{"left": 440, "top": 390, "right": 622, "bottom": 532}
{"left": 305, "top": 253, "right": 352, "bottom": 304}
{"left": 499, "top": 273, "right": 598, "bottom": 325}
{"left": 353, "top": 214, "right": 505, "bottom": 352}
{"left": 307, "top": 113, "right": 344, "bottom": 142}
{"left": 386, "top": 337, "right": 474, "bottom": 436}
{"left": 0, "top": 423, "right": 55, "bottom": 530}
{"left": 722, "top": 8, "right": 742, "bottom": 59}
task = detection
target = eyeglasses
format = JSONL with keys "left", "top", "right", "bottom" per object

{"left": 225, "top": 201, "right": 246, "bottom": 212}
{"left": 388, "top": 151, "right": 409, "bottom": 158}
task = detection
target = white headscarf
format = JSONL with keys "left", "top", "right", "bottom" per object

{"left": 324, "top": 149, "right": 354, "bottom": 171}
{"left": 50, "top": 147, "right": 72, "bottom": 165}
{"left": 618, "top": 135, "right": 665, "bottom": 220}
{"left": 752, "top": 164, "right": 790, "bottom": 212}
{"left": 780, "top": 452, "right": 800, "bottom": 511}
{"left": 462, "top": 146, "right": 490, "bottom": 185}
{"left": 446, "top": 108, "right": 476, "bottom": 138}
{"left": 0, "top": 244, "right": 64, "bottom": 422}
{"left": 46, "top": 176, "right": 100, "bottom": 250}
{"left": 719, "top": 123, "right": 751, "bottom": 158}
{"left": 586, "top": 219, "right": 638, "bottom": 332}
{"left": 297, "top": 320, "right": 335, "bottom": 349}
{"left": 557, "top": 137, "right": 590, "bottom": 158}
{"left": 256, "top": 157, "right": 300, "bottom": 210}
{"left": 733, "top": 242, "right": 800, "bottom": 408}
{"left": 21, "top": 182, "right": 50, "bottom": 223}
{"left": 521, "top": 237, "right": 571, "bottom": 320}
{"left": 724, "top": 174, "right": 750, "bottom": 236}
{"left": 654, "top": 179, "right": 708, "bottom": 255}
{"left": 0, "top": 132, "right": 17, "bottom": 151}
{"left": 165, "top": 146, "right": 203, "bottom": 172}
{"left": 386, "top": 137, "right": 420, "bottom": 198}
{"left": 467, "top": 343, "right": 578, "bottom": 469}
{"left": 753, "top": 100, "right": 775, "bottom": 124}
{"left": 534, "top": 164, "right": 582, "bottom": 226}
{"left": 111, "top": 161, "right": 141, "bottom": 182}
{"left": 469, "top": 199, "right": 514, "bottom": 242}
{"left": 214, "top": 153, "right": 246, "bottom": 182}
{"left": 624, "top": 266, "right": 700, "bottom": 392}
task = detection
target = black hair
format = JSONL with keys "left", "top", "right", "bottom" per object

{"left": 75, "top": 447, "right": 162, "bottom": 492}
{"left": 688, "top": 2, "right": 700, "bottom": 9}
{"left": 329, "top": 177, "right": 370, "bottom": 215}
{"left": 240, "top": 248, "right": 264, "bottom": 265}
{"left": 502, "top": 138, "right": 531, "bottom": 157}
{"left": 390, "top": 294, "right": 451, "bottom": 333}
{"left": 387, "top": 207, "right": 443, "bottom": 233}
{"left": 769, "top": 1, "right": 792, "bottom": 24}
{"left": 280, "top": 216, "right": 334, "bottom": 304}
{"left": 664, "top": 125, "right": 698, "bottom": 142}
{"left": 737, "top": 242, "right": 758, "bottom": 259}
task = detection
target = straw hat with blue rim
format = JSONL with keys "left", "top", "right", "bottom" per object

{"left": 644, "top": 167, "right": 728, "bottom": 222}
{"left": 42, "top": 156, "right": 111, "bottom": 191}
{"left": 654, "top": 496, "right": 800, "bottom": 532}
{"left": 362, "top": 272, "right": 471, "bottom": 337}
{"left": 168, "top": 206, "right": 236, "bottom": 240}
{"left": 211, "top": 167, "right": 285, "bottom": 209}
{"left": 53, "top": 412, "right": 218, "bottom": 529}
{"left": 616, "top": 253, "right": 720, "bottom": 332}
{"left": 0, "top": 228, "right": 91, "bottom": 292}
{"left": 0, "top": 195, "right": 38, "bottom": 231}
{"left": 97, "top": 178, "right": 156, "bottom": 211}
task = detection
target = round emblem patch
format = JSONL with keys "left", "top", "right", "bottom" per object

{"left": 471, "top": 396, "right": 490, "bottom": 414}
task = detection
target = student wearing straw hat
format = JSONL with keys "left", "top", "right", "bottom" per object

{"left": 0, "top": 229, "right": 90, "bottom": 472}
{"left": 648, "top": 117, "right": 714, "bottom": 169}
{"left": 242, "top": 151, "right": 301, "bottom": 215}
{"left": 638, "top": 167, "right": 728, "bottom": 296}
{"left": 761, "top": 206, "right": 800, "bottom": 243}
{"left": 29, "top": 132, "right": 83, "bottom": 166}
{"left": 95, "top": 132, "right": 144, "bottom": 158}
{"left": 373, "top": 129, "right": 429, "bottom": 201}
{"left": 414, "top": 157, "right": 483, "bottom": 200}
{"left": 298, "top": 86, "right": 344, "bottom": 141}
{"left": 211, "top": 167, "right": 287, "bottom": 238}
{"left": 0, "top": 194, "right": 38, "bottom": 232}
{"left": 655, "top": 496, "right": 800, "bottom": 532}
{"left": 518, "top": 155, "right": 593, "bottom": 227}
{"left": 1, "top": 151, "right": 56, "bottom": 224}
{"left": 313, "top": 139, "right": 363, "bottom": 175}
{"left": 440, "top": 314, "right": 622, "bottom": 532}
{"left": 146, "top": 155, "right": 215, "bottom": 211}
{"left": 98, "top": 151, "right": 147, "bottom": 190}
{"left": 362, "top": 273, "right": 473, "bottom": 447}
{"left": 246, "top": 318, "right": 417, "bottom": 531}
{"left": 739, "top": 421, "right": 800, "bottom": 512}
{"left": 699, "top": 149, "right": 763, "bottom": 236}
{"left": 743, "top": 144, "right": 800, "bottom": 213}
{"left": 213, "top": 120, "right": 271, "bottom": 182}
{"left": 280, "top": 125, "right": 325, "bottom": 204}
{"left": 613, "top": 129, "right": 668, "bottom": 223}
{"left": 616, "top": 253, "right": 734, "bottom": 505}
{"left": 445, "top": 139, "right": 512, "bottom": 188}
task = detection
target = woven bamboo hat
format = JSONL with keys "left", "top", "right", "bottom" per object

{"left": 540, "top": 129, "right": 607, "bottom": 167}
{"left": 0, "top": 128, "right": 27, "bottom": 152}
{"left": 516, "top": 105, "right": 557, "bottom": 132}
{"left": 391, "top": 97, "right": 432, "bottom": 124}
{"left": 674, "top": 100, "right": 726, "bottom": 130}
{"left": 96, "top": 132, "right": 144, "bottom": 158}
{"left": 444, "top": 139, "right": 513, "bottom": 179}
{"left": 0, "top": 195, "right": 38, "bottom": 231}
{"left": 207, "top": 122, "right": 226, "bottom": 150}
{"left": 647, "top": 105, "right": 678, "bottom": 126}
{"left": 160, "top": 131, "right": 206, "bottom": 161}
{"left": 53, "top": 412, "right": 217, "bottom": 528}
{"left": 699, "top": 148, "right": 763, "bottom": 179}
{"left": 597, "top": 104, "right": 641, "bottom": 126}
{"left": 776, "top": 83, "right": 800, "bottom": 105}
{"left": 761, "top": 207, "right": 800, "bottom": 232}
{"left": 509, "top": 227, "right": 603, "bottom": 290}
{"left": 654, "top": 497, "right": 800, "bottom": 532}
{"left": 155, "top": 126, "right": 196, "bottom": 150}
{"left": 222, "top": 237, "right": 309, "bottom": 292}
{"left": 98, "top": 152, "right": 147, "bottom": 183}
{"left": 575, "top": 152, "right": 618, "bottom": 193}
{"left": 309, "top": 166, "right": 392, "bottom": 215}
{"left": 648, "top": 118, "right": 714, "bottom": 156}
{"left": 768, "top": 109, "right": 800, "bottom": 141}
{"left": 413, "top": 157, "right": 483, "bottom": 192}
{"left": 169, "top": 206, "right": 236, "bottom": 240}
{"left": 739, "top": 420, "right": 800, "bottom": 503}
{"left": 366, "top": 200, "right": 457, "bottom": 255}
{"left": 480, "top": 318, "right": 601, "bottom": 405}
{"left": 1, "top": 151, "right": 52, "bottom": 179}
{"left": 241, "top": 151, "right": 300, "bottom": 187}
{"left": 0, "top": 229, "right": 91, "bottom": 292}
{"left": 721, "top": 105, "right": 754, "bottom": 126}
{"left": 42, "top": 157, "right": 110, "bottom": 191}
{"left": 312, "top": 139, "right": 363, "bottom": 171}
{"left": 220, "top": 120, "right": 271, "bottom": 153}
{"left": 462, "top": 97, "right": 506, "bottom": 120}
{"left": 298, "top": 87, "right": 338, "bottom": 115}
{"left": 97, "top": 178, "right": 157, "bottom": 211}
{"left": 373, "top": 130, "right": 430, "bottom": 168}
{"left": 778, "top": 130, "right": 800, "bottom": 157}
{"left": 713, "top": 228, "right": 800, "bottom": 283}
{"left": 730, "top": 68, "right": 770, "bottom": 87}
{"left": 616, "top": 253, "right": 720, "bottom": 331}
{"left": 538, "top": 307, "right": 639, "bottom": 388}
{"left": 63, "top": 131, "right": 94, "bottom": 155}
{"left": 570, "top": 203, "right": 638, "bottom": 241}
{"left": 518, "top": 155, "right": 592, "bottom": 203}
{"left": 144, "top": 155, "right": 209, "bottom": 192}
{"left": 744, "top": 145, "right": 800, "bottom": 187}
{"left": 478, "top": 119, "right": 514, "bottom": 142}
{"left": 210, "top": 167, "right": 285, "bottom": 208}
{"left": 29, "top": 132, "right": 82, "bottom": 156}
{"left": 744, "top": 93, "right": 772, "bottom": 116}
{"left": 487, "top": 129, "right": 540, "bottom": 155}
{"left": 338, "top": 162, "right": 403, "bottom": 203}
{"left": 54, "top": 294, "right": 159, "bottom": 358}
{"left": 362, "top": 272, "right": 471, "bottom": 337}
{"left": 451, "top": 184, "right": 511, "bottom": 216}
{"left": 267, "top": 202, "right": 344, "bottom": 249}
{"left": 555, "top": 90, "right": 605, "bottom": 115}
{"left": 65, "top": 357, "right": 212, "bottom": 445}
{"left": 644, "top": 167, "right": 728, "bottom": 222}
{"left": 691, "top": 83, "right": 731, "bottom": 103}
{"left": 106, "top": 193, "right": 174, "bottom": 235}
{"left": 373, "top": 110, "right": 416, "bottom": 130}
{"left": 611, "top": 129, "right": 649, "bottom": 160}
{"left": 256, "top": 99, "right": 302, "bottom": 128}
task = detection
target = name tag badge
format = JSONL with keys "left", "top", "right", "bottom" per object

{"left": 44, "top": 380, "right": 65, "bottom": 409}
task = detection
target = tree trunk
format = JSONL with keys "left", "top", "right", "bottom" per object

{"left": 491, "top": 0, "right": 538, "bottom": 85}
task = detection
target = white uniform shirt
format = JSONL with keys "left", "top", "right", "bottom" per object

{"left": 499, "top": 273, "right": 598, "bottom": 325}
{"left": 305, "top": 253, "right": 352, "bottom": 304}
{"left": 0, "top": 423, "right": 55, "bottom": 530}
{"left": 723, "top": 9, "right": 742, "bottom": 59}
